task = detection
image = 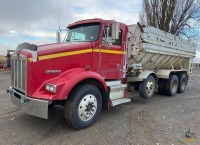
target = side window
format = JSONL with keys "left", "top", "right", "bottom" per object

{"left": 114, "top": 30, "right": 122, "bottom": 45}
{"left": 102, "top": 27, "right": 122, "bottom": 46}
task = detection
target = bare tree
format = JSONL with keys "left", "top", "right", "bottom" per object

{"left": 140, "top": 0, "right": 200, "bottom": 40}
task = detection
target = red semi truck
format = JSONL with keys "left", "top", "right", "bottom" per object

{"left": 9, "top": 18, "right": 196, "bottom": 129}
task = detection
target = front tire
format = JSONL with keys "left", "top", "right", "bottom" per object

{"left": 64, "top": 84, "right": 102, "bottom": 129}
{"left": 139, "top": 75, "right": 156, "bottom": 99}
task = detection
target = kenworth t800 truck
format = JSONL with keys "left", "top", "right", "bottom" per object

{"left": 9, "top": 18, "right": 197, "bottom": 129}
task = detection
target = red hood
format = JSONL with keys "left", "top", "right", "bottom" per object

{"left": 19, "top": 42, "right": 93, "bottom": 59}
{"left": 37, "top": 42, "right": 93, "bottom": 56}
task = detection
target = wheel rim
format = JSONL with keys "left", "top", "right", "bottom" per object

{"left": 181, "top": 79, "right": 186, "bottom": 90}
{"left": 146, "top": 80, "right": 154, "bottom": 96}
{"left": 78, "top": 94, "right": 97, "bottom": 121}
{"left": 172, "top": 80, "right": 178, "bottom": 93}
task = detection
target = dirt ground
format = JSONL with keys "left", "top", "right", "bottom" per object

{"left": 0, "top": 70, "right": 200, "bottom": 145}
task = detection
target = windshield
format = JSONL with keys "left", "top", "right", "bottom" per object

{"left": 66, "top": 23, "right": 100, "bottom": 42}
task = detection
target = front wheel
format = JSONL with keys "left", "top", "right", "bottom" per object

{"left": 139, "top": 75, "right": 156, "bottom": 99}
{"left": 64, "top": 85, "right": 102, "bottom": 129}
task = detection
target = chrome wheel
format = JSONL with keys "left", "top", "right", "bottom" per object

{"left": 139, "top": 75, "right": 156, "bottom": 99}
{"left": 64, "top": 85, "right": 102, "bottom": 129}
{"left": 146, "top": 80, "right": 154, "bottom": 96}
{"left": 78, "top": 94, "right": 97, "bottom": 121}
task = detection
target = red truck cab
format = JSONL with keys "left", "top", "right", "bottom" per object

{"left": 9, "top": 18, "right": 129, "bottom": 129}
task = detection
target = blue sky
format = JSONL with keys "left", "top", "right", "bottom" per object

{"left": 0, "top": 0, "right": 140, "bottom": 54}
{"left": 0, "top": 0, "right": 199, "bottom": 61}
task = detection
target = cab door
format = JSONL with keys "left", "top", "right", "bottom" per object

{"left": 99, "top": 26, "right": 124, "bottom": 79}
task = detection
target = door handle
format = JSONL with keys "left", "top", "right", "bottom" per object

{"left": 116, "top": 64, "right": 120, "bottom": 69}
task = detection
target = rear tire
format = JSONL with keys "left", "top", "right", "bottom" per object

{"left": 158, "top": 79, "right": 166, "bottom": 94}
{"left": 177, "top": 74, "right": 187, "bottom": 93}
{"left": 64, "top": 84, "right": 102, "bottom": 129}
{"left": 139, "top": 75, "right": 156, "bottom": 99}
{"left": 165, "top": 75, "right": 178, "bottom": 96}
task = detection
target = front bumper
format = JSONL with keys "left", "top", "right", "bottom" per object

{"left": 9, "top": 87, "right": 49, "bottom": 119}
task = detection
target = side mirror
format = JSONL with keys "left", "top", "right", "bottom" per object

{"left": 112, "top": 22, "right": 119, "bottom": 40}
{"left": 56, "top": 31, "right": 61, "bottom": 43}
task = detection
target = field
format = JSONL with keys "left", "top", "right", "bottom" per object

{"left": 0, "top": 70, "right": 200, "bottom": 145}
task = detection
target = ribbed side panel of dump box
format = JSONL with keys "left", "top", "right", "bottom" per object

{"left": 127, "top": 25, "right": 197, "bottom": 72}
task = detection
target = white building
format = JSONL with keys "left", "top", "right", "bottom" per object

{"left": 193, "top": 62, "right": 200, "bottom": 70}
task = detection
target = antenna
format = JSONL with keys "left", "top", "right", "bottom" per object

{"left": 57, "top": 9, "right": 61, "bottom": 31}
{"left": 56, "top": 9, "right": 61, "bottom": 43}
{"left": 95, "top": 0, "right": 99, "bottom": 18}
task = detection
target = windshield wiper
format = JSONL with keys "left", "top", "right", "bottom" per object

{"left": 65, "top": 39, "right": 70, "bottom": 42}
{"left": 72, "top": 38, "right": 81, "bottom": 42}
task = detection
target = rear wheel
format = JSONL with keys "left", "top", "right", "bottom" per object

{"left": 158, "top": 79, "right": 166, "bottom": 94}
{"left": 165, "top": 75, "right": 178, "bottom": 96}
{"left": 64, "top": 84, "right": 102, "bottom": 129}
{"left": 139, "top": 75, "right": 156, "bottom": 99}
{"left": 177, "top": 74, "right": 187, "bottom": 93}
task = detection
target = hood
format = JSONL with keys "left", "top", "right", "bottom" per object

{"left": 37, "top": 42, "right": 93, "bottom": 56}
{"left": 18, "top": 42, "right": 93, "bottom": 61}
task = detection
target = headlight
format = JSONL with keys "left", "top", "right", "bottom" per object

{"left": 45, "top": 84, "right": 56, "bottom": 93}
{"left": 45, "top": 84, "right": 50, "bottom": 90}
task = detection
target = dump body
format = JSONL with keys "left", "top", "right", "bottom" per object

{"left": 127, "top": 25, "right": 197, "bottom": 77}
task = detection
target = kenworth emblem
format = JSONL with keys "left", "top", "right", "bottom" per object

{"left": 46, "top": 70, "right": 61, "bottom": 74}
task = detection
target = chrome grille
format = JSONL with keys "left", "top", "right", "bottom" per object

{"left": 11, "top": 55, "right": 27, "bottom": 93}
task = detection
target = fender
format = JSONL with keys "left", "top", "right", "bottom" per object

{"left": 32, "top": 68, "right": 108, "bottom": 100}
{"left": 57, "top": 68, "right": 108, "bottom": 100}
{"left": 156, "top": 69, "right": 171, "bottom": 79}
{"left": 157, "top": 69, "right": 187, "bottom": 79}
{"left": 138, "top": 70, "right": 157, "bottom": 80}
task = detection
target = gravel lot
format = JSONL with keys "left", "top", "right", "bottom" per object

{"left": 0, "top": 70, "right": 200, "bottom": 145}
